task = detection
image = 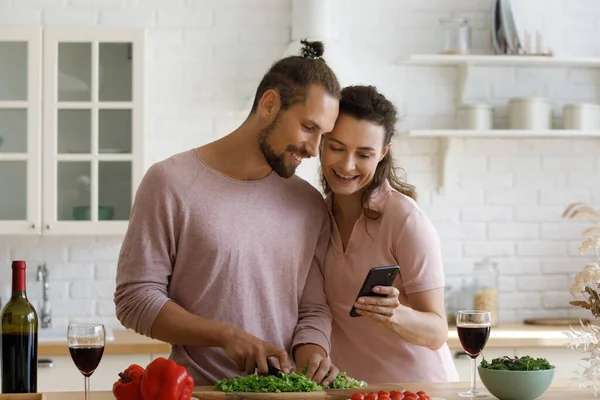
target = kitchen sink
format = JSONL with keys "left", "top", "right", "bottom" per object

{"left": 38, "top": 326, "right": 115, "bottom": 343}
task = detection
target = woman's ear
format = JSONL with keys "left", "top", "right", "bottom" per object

{"left": 380, "top": 143, "right": 392, "bottom": 162}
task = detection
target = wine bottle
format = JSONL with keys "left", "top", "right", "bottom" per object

{"left": 1, "top": 260, "right": 38, "bottom": 393}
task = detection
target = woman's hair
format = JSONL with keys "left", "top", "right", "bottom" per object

{"left": 250, "top": 40, "right": 341, "bottom": 113}
{"left": 320, "top": 85, "right": 417, "bottom": 217}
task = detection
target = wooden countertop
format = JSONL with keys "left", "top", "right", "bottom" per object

{"left": 38, "top": 323, "right": 577, "bottom": 356}
{"left": 32, "top": 380, "right": 596, "bottom": 399}
{"left": 39, "top": 329, "right": 171, "bottom": 356}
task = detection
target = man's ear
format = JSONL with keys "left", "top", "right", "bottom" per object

{"left": 380, "top": 143, "right": 392, "bottom": 162}
{"left": 258, "top": 89, "right": 281, "bottom": 118}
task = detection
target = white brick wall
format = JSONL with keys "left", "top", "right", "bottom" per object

{"left": 1, "top": 0, "right": 600, "bottom": 327}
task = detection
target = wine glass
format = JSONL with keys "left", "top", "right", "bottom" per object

{"left": 68, "top": 324, "right": 106, "bottom": 400}
{"left": 456, "top": 310, "right": 492, "bottom": 398}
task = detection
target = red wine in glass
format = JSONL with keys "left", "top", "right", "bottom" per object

{"left": 457, "top": 325, "right": 491, "bottom": 358}
{"left": 67, "top": 324, "right": 106, "bottom": 400}
{"left": 69, "top": 345, "right": 105, "bottom": 377}
{"left": 457, "top": 310, "right": 492, "bottom": 398}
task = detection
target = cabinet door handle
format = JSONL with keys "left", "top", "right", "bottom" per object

{"left": 30, "top": 223, "right": 36, "bottom": 229}
{"left": 45, "top": 224, "right": 50, "bottom": 230}
{"left": 38, "top": 358, "right": 54, "bottom": 368}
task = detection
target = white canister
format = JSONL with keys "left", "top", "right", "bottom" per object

{"left": 563, "top": 103, "right": 600, "bottom": 130}
{"left": 508, "top": 97, "right": 552, "bottom": 130}
{"left": 457, "top": 103, "right": 493, "bottom": 130}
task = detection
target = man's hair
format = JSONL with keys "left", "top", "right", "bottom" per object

{"left": 321, "top": 85, "right": 418, "bottom": 216}
{"left": 250, "top": 40, "right": 341, "bottom": 113}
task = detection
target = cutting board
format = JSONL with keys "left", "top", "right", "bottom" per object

{"left": 193, "top": 384, "right": 405, "bottom": 400}
{"left": 192, "top": 387, "right": 326, "bottom": 399}
{"left": 0, "top": 395, "right": 45, "bottom": 400}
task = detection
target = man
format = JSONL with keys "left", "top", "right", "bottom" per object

{"left": 114, "top": 40, "right": 341, "bottom": 386}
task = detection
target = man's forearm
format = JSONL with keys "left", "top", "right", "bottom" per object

{"left": 150, "top": 300, "right": 236, "bottom": 348}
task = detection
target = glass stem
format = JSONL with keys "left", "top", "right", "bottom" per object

{"left": 84, "top": 376, "right": 90, "bottom": 400}
{"left": 470, "top": 356, "right": 477, "bottom": 394}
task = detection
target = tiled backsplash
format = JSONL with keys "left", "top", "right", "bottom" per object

{"left": 1, "top": 0, "right": 600, "bottom": 326}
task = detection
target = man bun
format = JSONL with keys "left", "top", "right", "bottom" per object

{"left": 300, "top": 39, "right": 324, "bottom": 59}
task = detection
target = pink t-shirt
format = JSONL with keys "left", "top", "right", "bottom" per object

{"left": 324, "top": 181, "right": 459, "bottom": 383}
{"left": 114, "top": 149, "right": 332, "bottom": 385}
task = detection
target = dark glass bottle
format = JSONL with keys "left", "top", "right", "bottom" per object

{"left": 1, "top": 260, "right": 38, "bottom": 393}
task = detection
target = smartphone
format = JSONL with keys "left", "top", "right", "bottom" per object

{"left": 349, "top": 265, "right": 400, "bottom": 317}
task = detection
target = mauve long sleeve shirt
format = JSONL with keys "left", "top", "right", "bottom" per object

{"left": 114, "top": 149, "right": 332, "bottom": 384}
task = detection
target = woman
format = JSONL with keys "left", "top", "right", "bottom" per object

{"left": 319, "top": 85, "right": 459, "bottom": 383}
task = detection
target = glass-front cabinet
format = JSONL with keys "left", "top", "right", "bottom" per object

{"left": 0, "top": 29, "right": 42, "bottom": 235}
{"left": 0, "top": 28, "right": 143, "bottom": 235}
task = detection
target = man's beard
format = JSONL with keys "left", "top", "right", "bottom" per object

{"left": 258, "top": 113, "right": 307, "bottom": 179}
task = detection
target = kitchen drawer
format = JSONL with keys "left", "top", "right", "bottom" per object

{"left": 38, "top": 354, "right": 150, "bottom": 392}
{"left": 450, "top": 347, "right": 514, "bottom": 382}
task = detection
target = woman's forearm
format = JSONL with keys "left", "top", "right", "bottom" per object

{"left": 389, "top": 306, "right": 448, "bottom": 350}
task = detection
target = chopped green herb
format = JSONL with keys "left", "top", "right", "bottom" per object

{"left": 214, "top": 368, "right": 368, "bottom": 392}
{"left": 480, "top": 355, "right": 554, "bottom": 371}
{"left": 215, "top": 372, "right": 322, "bottom": 393}
{"left": 329, "top": 371, "right": 368, "bottom": 389}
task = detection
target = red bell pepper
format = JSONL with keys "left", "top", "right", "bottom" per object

{"left": 112, "top": 364, "right": 145, "bottom": 400}
{"left": 140, "top": 357, "right": 195, "bottom": 400}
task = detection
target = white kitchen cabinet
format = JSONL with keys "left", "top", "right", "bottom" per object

{"left": 0, "top": 27, "right": 144, "bottom": 236}
{"left": 0, "top": 29, "right": 42, "bottom": 235}
{"left": 37, "top": 354, "right": 150, "bottom": 392}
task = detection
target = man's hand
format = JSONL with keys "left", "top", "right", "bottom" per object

{"left": 293, "top": 344, "right": 339, "bottom": 386}
{"left": 222, "top": 327, "right": 292, "bottom": 375}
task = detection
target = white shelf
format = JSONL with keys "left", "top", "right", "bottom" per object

{"left": 401, "top": 54, "right": 600, "bottom": 194}
{"left": 401, "top": 130, "right": 600, "bottom": 194}
{"left": 402, "top": 129, "right": 600, "bottom": 138}
{"left": 404, "top": 54, "right": 600, "bottom": 68}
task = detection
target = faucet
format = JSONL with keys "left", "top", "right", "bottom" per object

{"left": 36, "top": 263, "right": 51, "bottom": 329}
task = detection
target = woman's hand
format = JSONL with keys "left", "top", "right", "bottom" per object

{"left": 293, "top": 344, "right": 339, "bottom": 386}
{"left": 354, "top": 287, "right": 449, "bottom": 350}
{"left": 353, "top": 286, "right": 406, "bottom": 330}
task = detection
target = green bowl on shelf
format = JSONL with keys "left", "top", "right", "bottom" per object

{"left": 72, "top": 206, "right": 114, "bottom": 221}
{"left": 478, "top": 366, "right": 555, "bottom": 400}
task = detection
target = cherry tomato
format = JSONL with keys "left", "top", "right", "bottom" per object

{"left": 404, "top": 395, "right": 418, "bottom": 400}
{"left": 403, "top": 391, "right": 417, "bottom": 397}
{"left": 351, "top": 393, "right": 365, "bottom": 400}
{"left": 416, "top": 391, "right": 426, "bottom": 396}
{"left": 378, "top": 390, "right": 389, "bottom": 396}
{"left": 365, "top": 393, "right": 378, "bottom": 400}
{"left": 390, "top": 390, "right": 402, "bottom": 396}
{"left": 390, "top": 394, "right": 404, "bottom": 400}
{"left": 379, "top": 395, "right": 391, "bottom": 400}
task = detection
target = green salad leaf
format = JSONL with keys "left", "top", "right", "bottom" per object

{"left": 214, "top": 368, "right": 368, "bottom": 392}
{"left": 329, "top": 371, "right": 368, "bottom": 389}
{"left": 479, "top": 355, "right": 554, "bottom": 371}
{"left": 215, "top": 372, "right": 322, "bottom": 393}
